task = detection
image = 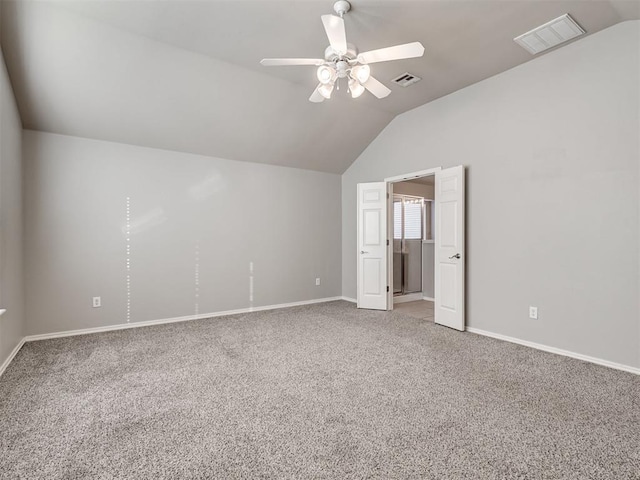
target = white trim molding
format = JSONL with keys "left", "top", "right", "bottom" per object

{"left": 0, "top": 309, "right": 7, "bottom": 316}
{"left": 384, "top": 167, "right": 442, "bottom": 183}
{"left": 24, "top": 296, "right": 345, "bottom": 342}
{"left": 0, "top": 338, "right": 26, "bottom": 378}
{"left": 341, "top": 296, "right": 357, "bottom": 303}
{"left": 466, "top": 327, "right": 640, "bottom": 376}
{"left": 393, "top": 293, "right": 423, "bottom": 304}
{"left": 422, "top": 296, "right": 434, "bottom": 302}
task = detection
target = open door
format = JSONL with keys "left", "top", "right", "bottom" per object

{"left": 435, "top": 166, "right": 465, "bottom": 330}
{"left": 357, "top": 182, "right": 388, "bottom": 310}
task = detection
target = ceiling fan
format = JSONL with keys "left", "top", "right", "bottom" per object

{"left": 260, "top": 0, "right": 425, "bottom": 102}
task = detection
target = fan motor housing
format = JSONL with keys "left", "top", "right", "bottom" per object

{"left": 324, "top": 44, "right": 357, "bottom": 62}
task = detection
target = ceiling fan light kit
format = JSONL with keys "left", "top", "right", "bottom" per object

{"left": 348, "top": 78, "right": 365, "bottom": 98}
{"left": 260, "top": 1, "right": 425, "bottom": 102}
{"left": 318, "top": 83, "right": 335, "bottom": 99}
{"left": 352, "top": 64, "right": 370, "bottom": 84}
{"left": 317, "top": 65, "right": 335, "bottom": 84}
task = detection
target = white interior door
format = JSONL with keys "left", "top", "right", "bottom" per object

{"left": 357, "top": 182, "right": 388, "bottom": 310}
{"left": 435, "top": 166, "right": 465, "bottom": 330}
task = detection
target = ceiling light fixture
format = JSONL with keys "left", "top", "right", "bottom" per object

{"left": 260, "top": 0, "right": 425, "bottom": 102}
{"left": 352, "top": 64, "right": 370, "bottom": 84}
{"left": 317, "top": 65, "right": 335, "bottom": 84}
{"left": 349, "top": 78, "right": 365, "bottom": 98}
{"left": 318, "top": 83, "right": 334, "bottom": 99}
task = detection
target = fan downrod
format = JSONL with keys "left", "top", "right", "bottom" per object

{"left": 333, "top": 0, "right": 351, "bottom": 17}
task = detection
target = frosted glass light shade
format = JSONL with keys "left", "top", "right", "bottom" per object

{"left": 349, "top": 79, "right": 364, "bottom": 98}
{"left": 318, "top": 83, "right": 334, "bottom": 99}
{"left": 317, "top": 66, "right": 335, "bottom": 85}
{"left": 352, "top": 64, "right": 371, "bottom": 84}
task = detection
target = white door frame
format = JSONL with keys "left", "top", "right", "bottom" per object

{"left": 384, "top": 167, "right": 442, "bottom": 311}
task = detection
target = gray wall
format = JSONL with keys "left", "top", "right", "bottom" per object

{"left": 0, "top": 48, "right": 24, "bottom": 366}
{"left": 342, "top": 21, "right": 640, "bottom": 368}
{"left": 24, "top": 131, "right": 341, "bottom": 336}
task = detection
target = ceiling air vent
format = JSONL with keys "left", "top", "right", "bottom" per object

{"left": 514, "top": 14, "right": 585, "bottom": 55}
{"left": 392, "top": 72, "right": 421, "bottom": 87}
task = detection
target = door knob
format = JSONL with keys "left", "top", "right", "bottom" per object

{"left": 449, "top": 253, "right": 461, "bottom": 259}
{"left": 360, "top": 250, "right": 369, "bottom": 254}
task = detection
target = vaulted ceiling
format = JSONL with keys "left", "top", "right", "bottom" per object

{"left": 1, "top": 1, "right": 638, "bottom": 173}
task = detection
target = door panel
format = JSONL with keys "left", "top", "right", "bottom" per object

{"left": 363, "top": 210, "right": 381, "bottom": 245}
{"left": 363, "top": 258, "right": 382, "bottom": 295}
{"left": 357, "top": 183, "right": 388, "bottom": 310}
{"left": 440, "top": 202, "right": 457, "bottom": 247}
{"left": 435, "top": 166, "right": 465, "bottom": 330}
{"left": 440, "top": 263, "right": 457, "bottom": 310}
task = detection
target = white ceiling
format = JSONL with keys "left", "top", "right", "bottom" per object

{"left": 2, "top": 0, "right": 638, "bottom": 173}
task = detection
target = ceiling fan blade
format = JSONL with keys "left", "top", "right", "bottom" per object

{"left": 363, "top": 76, "right": 391, "bottom": 99}
{"left": 260, "top": 58, "right": 325, "bottom": 67}
{"left": 321, "top": 14, "right": 348, "bottom": 55}
{"left": 357, "top": 42, "right": 425, "bottom": 64}
{"left": 309, "top": 84, "right": 325, "bottom": 103}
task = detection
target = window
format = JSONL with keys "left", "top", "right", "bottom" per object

{"left": 393, "top": 196, "right": 423, "bottom": 240}
{"left": 393, "top": 201, "right": 402, "bottom": 239}
{"left": 404, "top": 201, "right": 422, "bottom": 239}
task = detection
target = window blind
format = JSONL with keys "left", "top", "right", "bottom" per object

{"left": 404, "top": 202, "right": 422, "bottom": 239}
{"left": 393, "top": 201, "right": 402, "bottom": 239}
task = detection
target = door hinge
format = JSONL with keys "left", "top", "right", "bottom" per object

{"left": 387, "top": 286, "right": 389, "bottom": 292}
{"left": 387, "top": 239, "right": 389, "bottom": 246}
{"left": 387, "top": 193, "right": 389, "bottom": 199}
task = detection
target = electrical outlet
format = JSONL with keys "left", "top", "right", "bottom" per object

{"left": 315, "top": 278, "right": 321, "bottom": 286}
{"left": 529, "top": 306, "right": 538, "bottom": 319}
{"left": 92, "top": 296, "right": 101, "bottom": 308}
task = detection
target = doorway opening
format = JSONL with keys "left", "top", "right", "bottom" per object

{"left": 389, "top": 175, "right": 435, "bottom": 319}
{"left": 356, "top": 165, "right": 465, "bottom": 331}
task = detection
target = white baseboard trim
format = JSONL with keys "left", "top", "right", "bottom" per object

{"left": 0, "top": 338, "right": 26, "bottom": 378}
{"left": 466, "top": 327, "right": 640, "bottom": 376}
{"left": 341, "top": 296, "right": 357, "bottom": 303}
{"left": 24, "top": 296, "right": 345, "bottom": 343}
{"left": 422, "top": 296, "right": 434, "bottom": 302}
{"left": 393, "top": 293, "right": 423, "bottom": 304}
